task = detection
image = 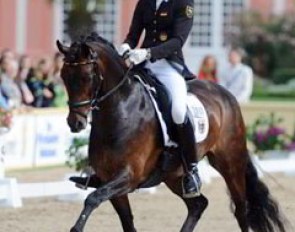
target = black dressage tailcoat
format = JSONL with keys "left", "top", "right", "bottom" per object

{"left": 124, "top": 0, "right": 194, "bottom": 67}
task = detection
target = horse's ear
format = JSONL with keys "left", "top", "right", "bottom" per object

{"left": 56, "top": 40, "right": 70, "bottom": 54}
{"left": 85, "top": 42, "right": 98, "bottom": 59}
{"left": 85, "top": 41, "right": 96, "bottom": 51}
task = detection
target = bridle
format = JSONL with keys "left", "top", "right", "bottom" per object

{"left": 64, "top": 58, "right": 132, "bottom": 119}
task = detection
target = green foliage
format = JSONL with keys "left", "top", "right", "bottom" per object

{"left": 66, "top": 137, "right": 89, "bottom": 171}
{"left": 272, "top": 69, "right": 295, "bottom": 84}
{"left": 229, "top": 12, "right": 295, "bottom": 80}
{"left": 251, "top": 77, "right": 295, "bottom": 100}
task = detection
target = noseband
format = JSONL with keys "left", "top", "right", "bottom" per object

{"left": 64, "top": 59, "right": 132, "bottom": 118}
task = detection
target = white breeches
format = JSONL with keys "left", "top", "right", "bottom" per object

{"left": 145, "top": 59, "right": 187, "bottom": 124}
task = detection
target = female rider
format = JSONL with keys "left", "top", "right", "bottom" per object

{"left": 118, "top": 0, "right": 201, "bottom": 198}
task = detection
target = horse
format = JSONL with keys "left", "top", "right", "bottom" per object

{"left": 56, "top": 34, "right": 286, "bottom": 232}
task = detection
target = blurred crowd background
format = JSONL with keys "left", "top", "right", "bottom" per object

{"left": 0, "top": 50, "right": 66, "bottom": 110}
{"left": 0, "top": 0, "right": 295, "bottom": 113}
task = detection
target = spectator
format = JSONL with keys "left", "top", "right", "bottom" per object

{"left": 0, "top": 49, "right": 14, "bottom": 64}
{"left": 52, "top": 53, "right": 67, "bottom": 107}
{"left": 0, "top": 80, "right": 9, "bottom": 110}
{"left": 27, "top": 58, "right": 55, "bottom": 107}
{"left": 198, "top": 55, "right": 218, "bottom": 83}
{"left": 0, "top": 58, "right": 22, "bottom": 108}
{"left": 220, "top": 48, "right": 253, "bottom": 103}
{"left": 15, "top": 55, "right": 34, "bottom": 105}
{"left": 1, "top": 49, "right": 67, "bottom": 109}
{"left": 52, "top": 52, "right": 63, "bottom": 82}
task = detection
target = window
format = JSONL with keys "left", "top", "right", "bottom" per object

{"left": 222, "top": 0, "right": 244, "bottom": 46}
{"left": 62, "top": 0, "right": 117, "bottom": 42}
{"left": 190, "top": 0, "right": 213, "bottom": 47}
{"left": 94, "top": 0, "right": 117, "bottom": 42}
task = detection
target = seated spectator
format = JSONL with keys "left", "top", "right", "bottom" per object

{"left": 0, "top": 58, "right": 22, "bottom": 108}
{"left": 15, "top": 55, "right": 34, "bottom": 105}
{"left": 27, "top": 58, "right": 55, "bottom": 107}
{"left": 0, "top": 49, "right": 14, "bottom": 109}
{"left": 51, "top": 53, "right": 67, "bottom": 107}
{"left": 0, "top": 81, "right": 9, "bottom": 110}
{"left": 0, "top": 49, "right": 14, "bottom": 64}
{"left": 0, "top": 49, "right": 14, "bottom": 74}
{"left": 198, "top": 55, "right": 218, "bottom": 83}
{"left": 52, "top": 52, "right": 63, "bottom": 82}
{"left": 220, "top": 48, "right": 253, "bottom": 103}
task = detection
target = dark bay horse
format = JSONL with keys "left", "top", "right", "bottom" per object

{"left": 57, "top": 35, "right": 286, "bottom": 232}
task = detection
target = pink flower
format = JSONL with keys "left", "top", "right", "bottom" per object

{"left": 267, "top": 127, "right": 285, "bottom": 136}
{"left": 285, "top": 142, "right": 295, "bottom": 151}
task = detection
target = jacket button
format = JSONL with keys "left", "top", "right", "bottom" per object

{"left": 153, "top": 20, "right": 157, "bottom": 24}
{"left": 153, "top": 39, "right": 156, "bottom": 42}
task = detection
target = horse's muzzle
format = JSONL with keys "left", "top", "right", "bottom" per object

{"left": 67, "top": 115, "right": 87, "bottom": 133}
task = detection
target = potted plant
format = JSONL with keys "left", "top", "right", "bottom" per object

{"left": 66, "top": 136, "right": 89, "bottom": 172}
{"left": 285, "top": 129, "right": 295, "bottom": 159}
{"left": 247, "top": 113, "right": 291, "bottom": 159}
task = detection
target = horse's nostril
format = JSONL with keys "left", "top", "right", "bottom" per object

{"left": 76, "top": 120, "right": 85, "bottom": 129}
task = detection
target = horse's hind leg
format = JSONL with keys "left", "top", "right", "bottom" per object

{"left": 208, "top": 151, "right": 249, "bottom": 232}
{"left": 111, "top": 195, "right": 137, "bottom": 232}
{"left": 165, "top": 176, "right": 209, "bottom": 232}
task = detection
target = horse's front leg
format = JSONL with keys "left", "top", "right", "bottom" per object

{"left": 111, "top": 195, "right": 137, "bottom": 232}
{"left": 70, "top": 169, "right": 131, "bottom": 232}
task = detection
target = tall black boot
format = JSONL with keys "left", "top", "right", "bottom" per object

{"left": 177, "top": 117, "right": 202, "bottom": 198}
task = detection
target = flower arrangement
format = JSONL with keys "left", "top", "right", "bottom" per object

{"left": 247, "top": 113, "right": 295, "bottom": 153}
{"left": 0, "top": 108, "right": 13, "bottom": 129}
{"left": 285, "top": 131, "right": 295, "bottom": 151}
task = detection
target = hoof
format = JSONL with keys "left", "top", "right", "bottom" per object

{"left": 70, "top": 227, "right": 79, "bottom": 232}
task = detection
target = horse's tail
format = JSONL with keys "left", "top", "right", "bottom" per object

{"left": 245, "top": 156, "right": 287, "bottom": 232}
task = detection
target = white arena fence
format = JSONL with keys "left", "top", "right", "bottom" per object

{"left": 1, "top": 109, "right": 88, "bottom": 170}
{"left": 0, "top": 109, "right": 295, "bottom": 208}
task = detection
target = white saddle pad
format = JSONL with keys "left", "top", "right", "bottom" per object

{"left": 135, "top": 75, "right": 209, "bottom": 147}
{"left": 187, "top": 93, "right": 209, "bottom": 143}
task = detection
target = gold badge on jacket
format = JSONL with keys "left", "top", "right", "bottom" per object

{"left": 186, "top": 6, "right": 194, "bottom": 18}
{"left": 159, "top": 32, "right": 168, "bottom": 41}
{"left": 160, "top": 12, "right": 168, "bottom": 17}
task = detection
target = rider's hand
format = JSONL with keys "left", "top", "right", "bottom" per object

{"left": 129, "top": 49, "right": 151, "bottom": 65}
{"left": 117, "top": 43, "right": 131, "bottom": 58}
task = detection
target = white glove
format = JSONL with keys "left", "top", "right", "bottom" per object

{"left": 129, "top": 49, "right": 149, "bottom": 65}
{"left": 117, "top": 43, "right": 131, "bottom": 57}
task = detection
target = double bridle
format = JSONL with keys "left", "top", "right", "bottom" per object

{"left": 64, "top": 59, "right": 132, "bottom": 118}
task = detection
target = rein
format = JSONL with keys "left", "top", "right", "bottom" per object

{"left": 65, "top": 59, "right": 133, "bottom": 115}
{"left": 91, "top": 64, "right": 133, "bottom": 109}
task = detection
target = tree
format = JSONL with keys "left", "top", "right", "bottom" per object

{"left": 63, "top": 0, "right": 105, "bottom": 41}
{"left": 229, "top": 11, "right": 295, "bottom": 80}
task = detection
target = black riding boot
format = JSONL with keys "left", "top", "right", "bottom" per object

{"left": 177, "top": 117, "right": 202, "bottom": 198}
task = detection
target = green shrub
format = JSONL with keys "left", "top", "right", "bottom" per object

{"left": 229, "top": 12, "right": 295, "bottom": 80}
{"left": 252, "top": 77, "right": 295, "bottom": 100}
{"left": 272, "top": 69, "right": 295, "bottom": 84}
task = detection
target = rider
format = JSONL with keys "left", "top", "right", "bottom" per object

{"left": 118, "top": 0, "right": 201, "bottom": 198}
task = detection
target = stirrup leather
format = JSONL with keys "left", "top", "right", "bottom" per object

{"left": 75, "top": 166, "right": 95, "bottom": 190}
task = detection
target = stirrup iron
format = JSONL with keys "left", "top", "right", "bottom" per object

{"left": 75, "top": 166, "right": 95, "bottom": 190}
